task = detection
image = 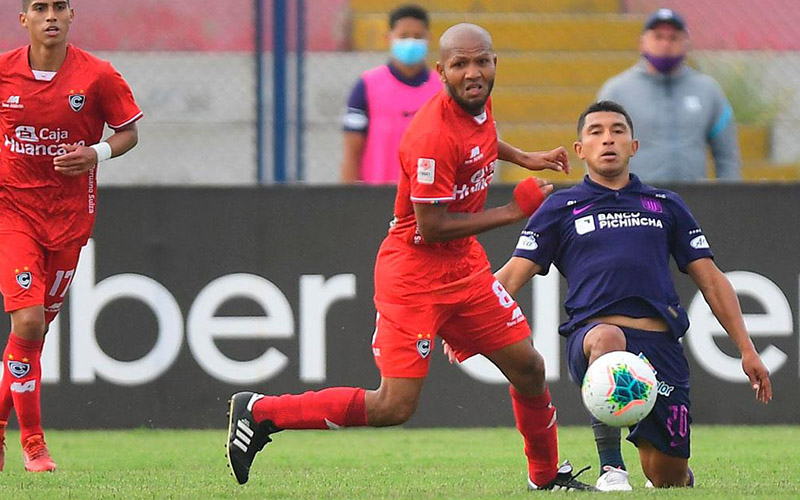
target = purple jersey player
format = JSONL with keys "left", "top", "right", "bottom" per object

{"left": 493, "top": 101, "right": 772, "bottom": 490}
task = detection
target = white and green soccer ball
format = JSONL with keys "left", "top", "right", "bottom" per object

{"left": 581, "top": 351, "right": 658, "bottom": 427}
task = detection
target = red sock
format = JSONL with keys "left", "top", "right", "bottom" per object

{"left": 3, "top": 334, "right": 44, "bottom": 443}
{"left": 252, "top": 387, "right": 367, "bottom": 429}
{"left": 0, "top": 334, "right": 17, "bottom": 426}
{"left": 510, "top": 385, "right": 559, "bottom": 486}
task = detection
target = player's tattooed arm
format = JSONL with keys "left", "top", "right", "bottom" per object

{"left": 687, "top": 257, "right": 773, "bottom": 404}
{"left": 498, "top": 140, "right": 570, "bottom": 174}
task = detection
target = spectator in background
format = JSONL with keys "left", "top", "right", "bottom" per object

{"left": 340, "top": 4, "right": 442, "bottom": 184}
{"left": 597, "top": 8, "right": 742, "bottom": 182}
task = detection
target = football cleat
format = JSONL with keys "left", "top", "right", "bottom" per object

{"left": 22, "top": 435, "right": 57, "bottom": 472}
{"left": 595, "top": 465, "right": 632, "bottom": 491}
{"left": 0, "top": 434, "right": 5, "bottom": 472}
{"left": 528, "top": 460, "right": 597, "bottom": 491}
{"left": 226, "top": 392, "right": 281, "bottom": 485}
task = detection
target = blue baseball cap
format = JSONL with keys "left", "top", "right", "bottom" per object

{"left": 643, "top": 8, "right": 687, "bottom": 32}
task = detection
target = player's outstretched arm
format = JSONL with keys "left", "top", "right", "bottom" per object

{"left": 687, "top": 258, "right": 773, "bottom": 403}
{"left": 53, "top": 123, "right": 139, "bottom": 176}
{"left": 498, "top": 140, "right": 570, "bottom": 175}
{"left": 495, "top": 256, "right": 541, "bottom": 298}
{"left": 413, "top": 177, "right": 552, "bottom": 242}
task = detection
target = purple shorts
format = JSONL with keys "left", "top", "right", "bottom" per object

{"left": 567, "top": 322, "right": 691, "bottom": 459}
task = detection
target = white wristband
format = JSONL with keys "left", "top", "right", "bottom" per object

{"left": 90, "top": 141, "right": 113, "bottom": 163}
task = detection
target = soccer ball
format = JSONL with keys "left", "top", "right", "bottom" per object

{"left": 581, "top": 351, "right": 658, "bottom": 427}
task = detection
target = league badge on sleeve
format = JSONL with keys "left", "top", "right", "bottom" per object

{"left": 417, "top": 158, "right": 436, "bottom": 185}
{"left": 69, "top": 92, "right": 86, "bottom": 112}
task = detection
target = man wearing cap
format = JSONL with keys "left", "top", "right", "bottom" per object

{"left": 597, "top": 8, "right": 742, "bottom": 183}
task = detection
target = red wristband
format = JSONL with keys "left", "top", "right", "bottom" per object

{"left": 513, "top": 177, "right": 545, "bottom": 217}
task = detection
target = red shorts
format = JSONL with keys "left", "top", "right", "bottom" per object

{"left": 372, "top": 269, "right": 531, "bottom": 378}
{"left": 0, "top": 230, "right": 81, "bottom": 324}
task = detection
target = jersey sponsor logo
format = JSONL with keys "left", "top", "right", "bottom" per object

{"left": 16, "top": 271, "right": 32, "bottom": 289}
{"left": 464, "top": 145, "right": 484, "bottom": 165}
{"left": 575, "top": 215, "right": 596, "bottom": 235}
{"left": 2, "top": 95, "right": 23, "bottom": 109}
{"left": 7, "top": 360, "right": 31, "bottom": 378}
{"left": 597, "top": 212, "right": 664, "bottom": 230}
{"left": 516, "top": 233, "right": 538, "bottom": 251}
{"left": 11, "top": 380, "right": 36, "bottom": 393}
{"left": 69, "top": 93, "right": 86, "bottom": 112}
{"left": 417, "top": 158, "right": 435, "bottom": 184}
{"left": 572, "top": 203, "right": 594, "bottom": 215}
{"left": 15, "top": 125, "right": 69, "bottom": 143}
{"left": 636, "top": 353, "right": 675, "bottom": 397}
{"left": 689, "top": 235, "right": 710, "bottom": 249}
{"left": 15, "top": 125, "right": 38, "bottom": 142}
{"left": 640, "top": 196, "right": 663, "bottom": 213}
{"left": 507, "top": 306, "right": 525, "bottom": 327}
{"left": 4, "top": 125, "right": 83, "bottom": 157}
{"left": 45, "top": 302, "right": 63, "bottom": 314}
{"left": 454, "top": 160, "right": 495, "bottom": 201}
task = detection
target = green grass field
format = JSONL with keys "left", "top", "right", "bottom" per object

{"left": 0, "top": 426, "right": 797, "bottom": 499}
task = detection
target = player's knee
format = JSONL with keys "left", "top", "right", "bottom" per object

{"left": 507, "top": 350, "right": 546, "bottom": 395}
{"left": 585, "top": 324, "right": 625, "bottom": 361}
{"left": 10, "top": 310, "right": 46, "bottom": 339}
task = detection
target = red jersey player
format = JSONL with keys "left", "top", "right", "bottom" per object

{"left": 0, "top": 0, "right": 142, "bottom": 472}
{"left": 226, "top": 24, "right": 594, "bottom": 492}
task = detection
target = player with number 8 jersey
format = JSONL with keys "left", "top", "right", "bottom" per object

{"left": 224, "top": 23, "right": 595, "bottom": 492}
{"left": 0, "top": 0, "right": 142, "bottom": 472}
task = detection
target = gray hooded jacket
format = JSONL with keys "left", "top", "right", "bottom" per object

{"left": 597, "top": 60, "right": 741, "bottom": 182}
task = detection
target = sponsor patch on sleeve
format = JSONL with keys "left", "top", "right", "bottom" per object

{"left": 417, "top": 158, "right": 435, "bottom": 185}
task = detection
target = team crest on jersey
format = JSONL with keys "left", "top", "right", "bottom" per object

{"left": 16, "top": 271, "right": 32, "bottom": 290}
{"left": 641, "top": 196, "right": 663, "bottom": 213}
{"left": 7, "top": 360, "right": 30, "bottom": 378}
{"left": 69, "top": 93, "right": 86, "bottom": 112}
{"left": 416, "top": 338, "right": 431, "bottom": 359}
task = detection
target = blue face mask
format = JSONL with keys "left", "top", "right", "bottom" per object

{"left": 390, "top": 38, "right": 428, "bottom": 65}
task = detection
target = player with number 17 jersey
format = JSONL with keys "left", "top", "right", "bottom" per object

{"left": 0, "top": 2, "right": 142, "bottom": 473}
{"left": 0, "top": 44, "right": 143, "bottom": 249}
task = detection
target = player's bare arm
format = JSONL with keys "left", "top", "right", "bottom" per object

{"left": 413, "top": 178, "right": 552, "bottom": 243}
{"left": 341, "top": 131, "right": 366, "bottom": 182}
{"left": 494, "top": 256, "right": 541, "bottom": 297}
{"left": 498, "top": 141, "right": 570, "bottom": 174}
{"left": 53, "top": 123, "right": 139, "bottom": 176}
{"left": 686, "top": 257, "right": 773, "bottom": 403}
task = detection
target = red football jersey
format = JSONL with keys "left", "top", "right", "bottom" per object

{"left": 377, "top": 90, "right": 498, "bottom": 296}
{"left": 391, "top": 90, "right": 498, "bottom": 248}
{"left": 0, "top": 44, "right": 142, "bottom": 249}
